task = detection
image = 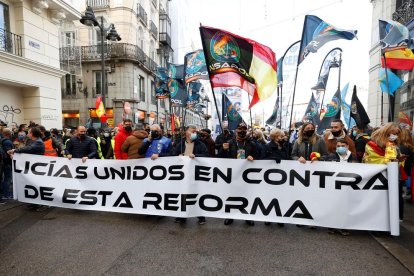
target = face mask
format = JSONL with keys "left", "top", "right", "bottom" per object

{"left": 124, "top": 126, "right": 132, "bottom": 132}
{"left": 336, "top": 146, "right": 347, "bottom": 155}
{"left": 18, "top": 135, "right": 25, "bottom": 141}
{"left": 79, "top": 134, "right": 86, "bottom": 139}
{"left": 151, "top": 131, "right": 159, "bottom": 138}
{"left": 352, "top": 130, "right": 357, "bottom": 137}
{"left": 104, "top": 133, "right": 110, "bottom": 137}
{"left": 237, "top": 130, "right": 247, "bottom": 139}
{"left": 304, "top": 130, "right": 315, "bottom": 137}
{"left": 190, "top": 133, "right": 198, "bottom": 141}
{"left": 331, "top": 130, "right": 342, "bottom": 137}
{"left": 389, "top": 134, "right": 398, "bottom": 142}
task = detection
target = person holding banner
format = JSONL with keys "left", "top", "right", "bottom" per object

{"left": 171, "top": 125, "right": 208, "bottom": 225}
{"left": 139, "top": 124, "right": 172, "bottom": 160}
{"left": 218, "top": 122, "right": 256, "bottom": 226}
{"left": 324, "top": 120, "right": 357, "bottom": 157}
{"left": 291, "top": 122, "right": 328, "bottom": 163}
{"left": 114, "top": 119, "right": 133, "bottom": 160}
{"left": 65, "top": 126, "right": 97, "bottom": 163}
{"left": 121, "top": 125, "right": 148, "bottom": 159}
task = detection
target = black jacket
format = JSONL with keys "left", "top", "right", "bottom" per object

{"left": 264, "top": 140, "right": 289, "bottom": 163}
{"left": 15, "top": 138, "right": 45, "bottom": 155}
{"left": 218, "top": 138, "right": 257, "bottom": 159}
{"left": 215, "top": 131, "right": 234, "bottom": 150}
{"left": 65, "top": 136, "right": 97, "bottom": 159}
{"left": 171, "top": 139, "right": 208, "bottom": 157}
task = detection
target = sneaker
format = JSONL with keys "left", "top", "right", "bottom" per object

{"left": 245, "top": 220, "right": 254, "bottom": 226}
{"left": 224, "top": 219, "right": 233, "bottom": 225}
{"left": 198, "top": 217, "right": 206, "bottom": 225}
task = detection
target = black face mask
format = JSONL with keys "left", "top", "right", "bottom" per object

{"left": 124, "top": 126, "right": 132, "bottom": 132}
{"left": 223, "top": 129, "right": 230, "bottom": 135}
{"left": 237, "top": 130, "right": 247, "bottom": 139}
{"left": 151, "top": 131, "right": 160, "bottom": 138}
{"left": 304, "top": 130, "right": 315, "bottom": 137}
{"left": 331, "top": 130, "right": 342, "bottom": 137}
{"left": 79, "top": 134, "right": 86, "bottom": 140}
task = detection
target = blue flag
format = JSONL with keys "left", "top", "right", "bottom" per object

{"left": 302, "top": 92, "right": 320, "bottom": 126}
{"left": 155, "top": 67, "right": 169, "bottom": 99}
{"left": 277, "top": 57, "right": 283, "bottom": 83}
{"left": 379, "top": 68, "right": 404, "bottom": 95}
{"left": 168, "top": 63, "right": 185, "bottom": 80}
{"left": 298, "top": 15, "right": 357, "bottom": 64}
{"left": 186, "top": 81, "right": 202, "bottom": 108}
{"left": 340, "top": 83, "right": 356, "bottom": 129}
{"left": 223, "top": 93, "right": 244, "bottom": 131}
{"left": 265, "top": 96, "right": 279, "bottom": 125}
{"left": 318, "top": 88, "right": 342, "bottom": 133}
{"left": 379, "top": 19, "right": 410, "bottom": 51}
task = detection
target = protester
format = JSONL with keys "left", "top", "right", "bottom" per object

{"left": 8, "top": 127, "right": 45, "bottom": 156}
{"left": 219, "top": 122, "right": 256, "bottom": 226}
{"left": 326, "top": 138, "right": 356, "bottom": 163}
{"left": 352, "top": 125, "right": 370, "bottom": 163}
{"left": 65, "top": 126, "right": 97, "bottom": 163}
{"left": 100, "top": 129, "right": 114, "bottom": 159}
{"left": 0, "top": 128, "right": 14, "bottom": 201}
{"left": 291, "top": 122, "right": 328, "bottom": 162}
{"left": 324, "top": 119, "right": 357, "bottom": 157}
{"left": 121, "top": 124, "right": 148, "bottom": 159}
{"left": 114, "top": 119, "right": 133, "bottom": 160}
{"left": 198, "top": 128, "right": 215, "bottom": 157}
{"left": 171, "top": 125, "right": 208, "bottom": 224}
{"left": 252, "top": 129, "right": 267, "bottom": 160}
{"left": 139, "top": 124, "right": 172, "bottom": 160}
{"left": 215, "top": 121, "right": 234, "bottom": 155}
{"left": 39, "top": 125, "right": 60, "bottom": 157}
{"left": 87, "top": 128, "right": 103, "bottom": 159}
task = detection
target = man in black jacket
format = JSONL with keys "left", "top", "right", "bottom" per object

{"left": 8, "top": 127, "right": 45, "bottom": 156}
{"left": 65, "top": 126, "right": 97, "bottom": 163}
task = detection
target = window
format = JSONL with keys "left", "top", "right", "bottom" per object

{"left": 94, "top": 71, "right": 107, "bottom": 95}
{"left": 149, "top": 40, "right": 155, "bottom": 60}
{"left": 139, "top": 75, "right": 145, "bottom": 102}
{"left": 65, "top": 74, "right": 76, "bottom": 95}
{"left": 151, "top": 81, "right": 157, "bottom": 104}
{"left": 138, "top": 27, "right": 144, "bottom": 49}
{"left": 63, "top": 32, "right": 75, "bottom": 47}
{"left": 0, "top": 1, "right": 10, "bottom": 31}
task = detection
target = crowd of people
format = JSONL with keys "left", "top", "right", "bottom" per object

{"left": 0, "top": 118, "right": 412, "bottom": 234}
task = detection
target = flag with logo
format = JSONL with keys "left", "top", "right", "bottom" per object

{"left": 302, "top": 92, "right": 320, "bottom": 125}
{"left": 223, "top": 92, "right": 244, "bottom": 131}
{"left": 378, "top": 68, "right": 404, "bottom": 95}
{"left": 155, "top": 67, "right": 169, "bottom": 99}
{"left": 318, "top": 88, "right": 342, "bottom": 132}
{"left": 200, "top": 25, "right": 278, "bottom": 109}
{"left": 95, "top": 96, "right": 107, "bottom": 123}
{"left": 340, "top": 83, "right": 356, "bottom": 129}
{"left": 184, "top": 50, "right": 209, "bottom": 83}
{"left": 186, "top": 81, "right": 202, "bottom": 108}
{"left": 265, "top": 96, "right": 280, "bottom": 126}
{"left": 298, "top": 15, "right": 357, "bottom": 64}
{"left": 168, "top": 63, "right": 185, "bottom": 80}
{"left": 350, "top": 85, "right": 370, "bottom": 129}
{"left": 168, "top": 79, "right": 187, "bottom": 107}
{"left": 379, "top": 19, "right": 410, "bottom": 51}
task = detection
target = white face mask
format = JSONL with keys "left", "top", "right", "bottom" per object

{"left": 389, "top": 134, "right": 398, "bottom": 142}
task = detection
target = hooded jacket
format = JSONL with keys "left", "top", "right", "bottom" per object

{"left": 121, "top": 130, "right": 148, "bottom": 159}
{"left": 114, "top": 126, "right": 132, "bottom": 160}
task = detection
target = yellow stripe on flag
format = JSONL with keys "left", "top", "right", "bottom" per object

{"left": 249, "top": 55, "right": 278, "bottom": 102}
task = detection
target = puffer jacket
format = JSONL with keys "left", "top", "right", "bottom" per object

{"left": 121, "top": 130, "right": 148, "bottom": 159}
{"left": 114, "top": 126, "right": 132, "bottom": 160}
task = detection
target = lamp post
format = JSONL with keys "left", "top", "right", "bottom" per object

{"left": 80, "top": 6, "right": 121, "bottom": 108}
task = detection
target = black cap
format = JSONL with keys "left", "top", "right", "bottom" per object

{"left": 201, "top": 128, "right": 211, "bottom": 134}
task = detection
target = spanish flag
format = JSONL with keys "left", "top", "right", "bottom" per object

{"left": 200, "top": 26, "right": 277, "bottom": 108}
{"left": 381, "top": 48, "right": 414, "bottom": 70}
{"left": 95, "top": 96, "right": 107, "bottom": 123}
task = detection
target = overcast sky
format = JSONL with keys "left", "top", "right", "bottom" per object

{"left": 180, "top": 0, "right": 373, "bottom": 123}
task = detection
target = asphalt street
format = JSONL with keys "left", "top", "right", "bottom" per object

{"left": 0, "top": 202, "right": 413, "bottom": 276}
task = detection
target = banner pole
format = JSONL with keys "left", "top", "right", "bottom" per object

{"left": 387, "top": 162, "right": 400, "bottom": 236}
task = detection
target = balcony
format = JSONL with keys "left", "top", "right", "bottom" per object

{"left": 150, "top": 20, "right": 158, "bottom": 39}
{"left": 392, "top": 0, "right": 414, "bottom": 25}
{"left": 86, "top": 0, "right": 110, "bottom": 10}
{"left": 137, "top": 4, "right": 148, "bottom": 26}
{"left": 0, "top": 28, "right": 22, "bottom": 57}
{"left": 159, "top": 13, "right": 171, "bottom": 46}
{"left": 62, "top": 88, "right": 79, "bottom": 99}
{"left": 401, "top": 98, "right": 414, "bottom": 110}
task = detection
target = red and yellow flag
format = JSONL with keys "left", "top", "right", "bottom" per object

{"left": 95, "top": 96, "right": 107, "bottom": 123}
{"left": 381, "top": 48, "right": 414, "bottom": 70}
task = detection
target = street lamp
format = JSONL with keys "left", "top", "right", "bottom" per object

{"left": 80, "top": 6, "right": 121, "bottom": 107}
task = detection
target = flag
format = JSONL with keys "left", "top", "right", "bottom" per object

{"left": 155, "top": 67, "right": 169, "bottom": 99}
{"left": 168, "top": 79, "right": 187, "bottom": 107}
{"left": 398, "top": 112, "right": 413, "bottom": 128}
{"left": 168, "top": 63, "right": 184, "bottom": 80}
{"left": 277, "top": 57, "right": 283, "bottom": 84}
{"left": 223, "top": 92, "right": 244, "bottom": 131}
{"left": 312, "top": 48, "right": 342, "bottom": 91}
{"left": 265, "top": 96, "right": 279, "bottom": 125}
{"left": 379, "top": 19, "right": 410, "bottom": 51}
{"left": 340, "top": 82, "right": 350, "bottom": 100}
{"left": 302, "top": 92, "right": 320, "bottom": 125}
{"left": 378, "top": 68, "right": 404, "bottom": 95}
{"left": 381, "top": 48, "right": 414, "bottom": 70}
{"left": 298, "top": 15, "right": 357, "bottom": 64}
{"left": 95, "top": 96, "right": 107, "bottom": 123}
{"left": 340, "top": 83, "right": 356, "bottom": 129}
{"left": 200, "top": 25, "right": 278, "bottom": 109}
{"left": 318, "top": 88, "right": 342, "bottom": 132}
{"left": 186, "top": 81, "right": 202, "bottom": 108}
{"left": 184, "top": 50, "right": 209, "bottom": 83}
{"left": 350, "top": 85, "right": 370, "bottom": 129}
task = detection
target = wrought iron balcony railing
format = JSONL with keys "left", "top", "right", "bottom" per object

{"left": 0, "top": 28, "right": 22, "bottom": 56}
{"left": 137, "top": 4, "right": 148, "bottom": 26}
{"left": 150, "top": 20, "right": 158, "bottom": 38}
{"left": 86, "top": 0, "right": 109, "bottom": 9}
{"left": 392, "top": 0, "right": 414, "bottom": 25}
{"left": 159, "top": 32, "right": 171, "bottom": 46}
{"left": 401, "top": 98, "right": 414, "bottom": 110}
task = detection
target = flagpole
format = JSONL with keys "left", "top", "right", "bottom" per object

{"left": 247, "top": 94, "right": 254, "bottom": 132}
{"left": 382, "top": 54, "right": 394, "bottom": 122}
{"left": 338, "top": 53, "right": 342, "bottom": 92}
{"left": 288, "top": 64, "right": 300, "bottom": 135}
{"left": 279, "top": 82, "right": 283, "bottom": 128}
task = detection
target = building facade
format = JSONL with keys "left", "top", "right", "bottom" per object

{"left": 368, "top": 0, "right": 414, "bottom": 126}
{"left": 0, "top": 0, "right": 80, "bottom": 129}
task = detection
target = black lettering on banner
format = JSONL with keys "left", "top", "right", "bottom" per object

{"left": 24, "top": 185, "right": 39, "bottom": 199}
{"left": 181, "top": 194, "right": 197, "bottom": 211}
{"left": 195, "top": 165, "right": 210, "bottom": 181}
{"left": 94, "top": 167, "right": 109, "bottom": 179}
{"left": 264, "top": 169, "right": 287, "bottom": 185}
{"left": 363, "top": 173, "right": 388, "bottom": 190}
{"left": 75, "top": 166, "right": 88, "bottom": 179}
{"left": 169, "top": 165, "right": 184, "bottom": 180}
{"left": 52, "top": 165, "right": 73, "bottom": 178}
{"left": 242, "top": 168, "right": 262, "bottom": 184}
{"left": 98, "top": 191, "right": 113, "bottom": 206}
{"left": 213, "top": 167, "right": 232, "bottom": 183}
{"left": 284, "top": 200, "right": 313, "bottom": 219}
{"left": 312, "top": 171, "right": 335, "bottom": 188}
{"left": 31, "top": 162, "right": 47, "bottom": 175}
{"left": 150, "top": 166, "right": 167, "bottom": 180}
{"left": 112, "top": 192, "right": 133, "bottom": 208}
{"left": 142, "top": 193, "right": 162, "bottom": 209}
{"left": 133, "top": 166, "right": 148, "bottom": 180}
{"left": 335, "top": 173, "right": 362, "bottom": 190}
{"left": 164, "top": 193, "right": 179, "bottom": 211}
{"left": 62, "top": 189, "right": 80, "bottom": 204}
{"left": 79, "top": 190, "right": 98, "bottom": 205}
{"left": 225, "top": 197, "right": 248, "bottom": 214}
{"left": 13, "top": 160, "right": 22, "bottom": 173}
{"left": 47, "top": 161, "right": 56, "bottom": 176}
{"left": 250, "top": 198, "right": 282, "bottom": 216}
{"left": 199, "top": 194, "right": 223, "bottom": 211}
{"left": 110, "top": 167, "right": 125, "bottom": 180}
{"left": 290, "top": 170, "right": 310, "bottom": 187}
{"left": 39, "top": 186, "right": 54, "bottom": 201}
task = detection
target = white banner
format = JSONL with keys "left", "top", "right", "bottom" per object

{"left": 12, "top": 154, "right": 400, "bottom": 235}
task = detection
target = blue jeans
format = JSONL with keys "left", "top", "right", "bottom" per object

{"left": 1, "top": 163, "right": 12, "bottom": 198}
